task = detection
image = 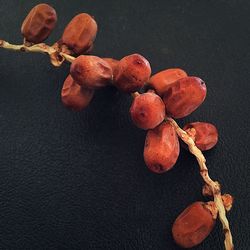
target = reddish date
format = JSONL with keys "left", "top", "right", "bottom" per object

{"left": 114, "top": 54, "right": 151, "bottom": 93}
{"left": 61, "top": 13, "right": 97, "bottom": 55}
{"left": 148, "top": 68, "right": 187, "bottom": 96}
{"left": 144, "top": 122, "right": 180, "bottom": 173}
{"left": 21, "top": 4, "right": 57, "bottom": 44}
{"left": 61, "top": 75, "right": 94, "bottom": 111}
{"left": 70, "top": 55, "right": 112, "bottom": 89}
{"left": 183, "top": 122, "right": 218, "bottom": 151}
{"left": 172, "top": 202, "right": 216, "bottom": 248}
{"left": 130, "top": 92, "right": 165, "bottom": 130}
{"left": 163, "top": 76, "right": 207, "bottom": 118}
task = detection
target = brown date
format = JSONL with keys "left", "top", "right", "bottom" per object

{"left": 163, "top": 76, "right": 207, "bottom": 118}
{"left": 183, "top": 122, "right": 218, "bottom": 151}
{"left": 130, "top": 92, "right": 165, "bottom": 130}
{"left": 21, "top": 4, "right": 57, "bottom": 44}
{"left": 70, "top": 55, "right": 112, "bottom": 89}
{"left": 148, "top": 68, "right": 187, "bottom": 96}
{"left": 172, "top": 202, "right": 216, "bottom": 248}
{"left": 144, "top": 122, "right": 180, "bottom": 173}
{"left": 61, "top": 13, "right": 97, "bottom": 55}
{"left": 114, "top": 54, "right": 151, "bottom": 93}
{"left": 102, "top": 58, "right": 120, "bottom": 80}
{"left": 61, "top": 75, "right": 94, "bottom": 111}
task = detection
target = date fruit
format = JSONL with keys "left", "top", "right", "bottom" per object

{"left": 148, "top": 68, "right": 187, "bottom": 96}
{"left": 172, "top": 202, "right": 216, "bottom": 248}
{"left": 183, "top": 122, "right": 218, "bottom": 151}
{"left": 163, "top": 76, "right": 207, "bottom": 118}
{"left": 130, "top": 92, "right": 165, "bottom": 130}
{"left": 114, "top": 54, "right": 151, "bottom": 93}
{"left": 21, "top": 4, "right": 57, "bottom": 43}
{"left": 70, "top": 55, "right": 112, "bottom": 89}
{"left": 144, "top": 122, "right": 179, "bottom": 173}
{"left": 61, "top": 75, "right": 94, "bottom": 111}
{"left": 61, "top": 13, "right": 97, "bottom": 55}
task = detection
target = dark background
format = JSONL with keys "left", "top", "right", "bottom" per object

{"left": 0, "top": 0, "right": 249, "bottom": 249}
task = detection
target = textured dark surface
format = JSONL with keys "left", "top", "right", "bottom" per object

{"left": 0, "top": 1, "right": 249, "bottom": 249}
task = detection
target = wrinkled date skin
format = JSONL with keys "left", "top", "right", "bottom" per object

{"left": 102, "top": 58, "right": 120, "bottom": 80}
{"left": 21, "top": 4, "right": 57, "bottom": 43}
{"left": 172, "top": 202, "right": 216, "bottom": 248}
{"left": 144, "top": 122, "right": 180, "bottom": 173}
{"left": 61, "top": 75, "right": 94, "bottom": 111}
{"left": 148, "top": 68, "right": 187, "bottom": 96}
{"left": 130, "top": 92, "right": 165, "bottom": 130}
{"left": 70, "top": 55, "right": 112, "bottom": 89}
{"left": 163, "top": 76, "right": 207, "bottom": 118}
{"left": 183, "top": 122, "right": 218, "bottom": 151}
{"left": 61, "top": 13, "right": 97, "bottom": 55}
{"left": 114, "top": 54, "right": 151, "bottom": 93}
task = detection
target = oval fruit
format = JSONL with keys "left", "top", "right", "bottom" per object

{"left": 172, "top": 202, "right": 216, "bottom": 248}
{"left": 61, "top": 13, "right": 97, "bottom": 55}
{"left": 144, "top": 122, "right": 179, "bottom": 173}
{"left": 61, "top": 75, "right": 94, "bottom": 111}
{"left": 21, "top": 4, "right": 57, "bottom": 44}
{"left": 70, "top": 55, "right": 112, "bottom": 89}
{"left": 148, "top": 68, "right": 187, "bottom": 96}
{"left": 114, "top": 54, "right": 151, "bottom": 93}
{"left": 163, "top": 76, "right": 207, "bottom": 118}
{"left": 130, "top": 92, "right": 165, "bottom": 130}
{"left": 183, "top": 122, "right": 218, "bottom": 151}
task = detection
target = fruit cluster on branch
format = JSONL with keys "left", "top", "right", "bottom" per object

{"left": 0, "top": 3, "right": 234, "bottom": 250}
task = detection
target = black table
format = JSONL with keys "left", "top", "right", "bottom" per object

{"left": 0, "top": 1, "right": 249, "bottom": 249}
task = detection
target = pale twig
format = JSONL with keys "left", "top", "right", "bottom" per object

{"left": 0, "top": 40, "right": 75, "bottom": 66}
{"left": 166, "top": 117, "right": 234, "bottom": 250}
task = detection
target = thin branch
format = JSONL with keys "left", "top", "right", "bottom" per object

{"left": 166, "top": 117, "right": 234, "bottom": 250}
{"left": 0, "top": 40, "right": 75, "bottom": 66}
{"left": 131, "top": 92, "right": 233, "bottom": 249}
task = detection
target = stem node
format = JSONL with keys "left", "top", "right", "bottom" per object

{"left": 166, "top": 117, "right": 234, "bottom": 250}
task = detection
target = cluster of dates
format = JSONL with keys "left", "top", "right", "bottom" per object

{"left": 21, "top": 3, "right": 222, "bottom": 249}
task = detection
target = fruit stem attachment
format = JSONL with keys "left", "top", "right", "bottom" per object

{"left": 131, "top": 91, "right": 140, "bottom": 98}
{"left": 0, "top": 39, "right": 75, "bottom": 66}
{"left": 166, "top": 117, "right": 234, "bottom": 250}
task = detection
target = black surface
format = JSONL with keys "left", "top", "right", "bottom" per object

{"left": 0, "top": 1, "right": 249, "bottom": 249}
